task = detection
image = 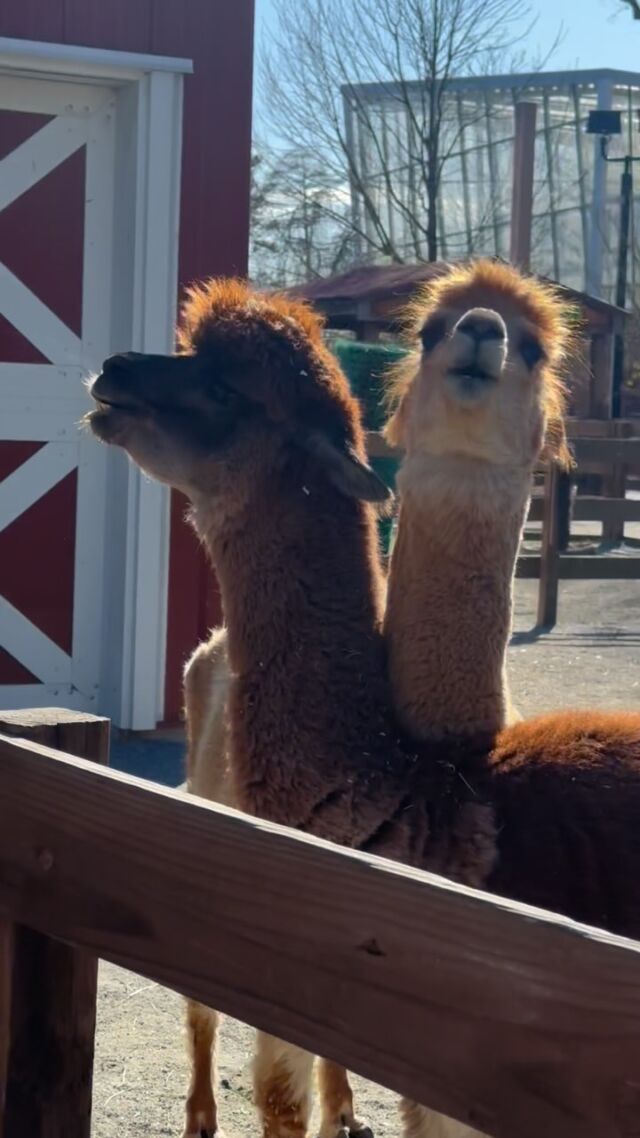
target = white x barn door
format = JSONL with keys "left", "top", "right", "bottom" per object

{"left": 0, "top": 75, "right": 115, "bottom": 711}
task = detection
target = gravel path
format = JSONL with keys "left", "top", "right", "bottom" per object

{"left": 93, "top": 571, "right": 640, "bottom": 1137}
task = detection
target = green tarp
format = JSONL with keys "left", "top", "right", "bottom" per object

{"left": 333, "top": 339, "right": 407, "bottom": 555}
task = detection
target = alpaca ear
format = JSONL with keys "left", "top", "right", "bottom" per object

{"left": 303, "top": 432, "right": 392, "bottom": 503}
{"left": 541, "top": 415, "right": 574, "bottom": 471}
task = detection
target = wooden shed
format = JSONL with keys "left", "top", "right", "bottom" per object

{"left": 0, "top": 3, "right": 254, "bottom": 727}
{"left": 295, "top": 263, "right": 627, "bottom": 420}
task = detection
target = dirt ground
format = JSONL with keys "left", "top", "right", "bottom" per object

{"left": 92, "top": 570, "right": 640, "bottom": 1138}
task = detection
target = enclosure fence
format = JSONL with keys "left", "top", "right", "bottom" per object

{"left": 370, "top": 418, "right": 640, "bottom": 628}
{"left": 1, "top": 710, "right": 640, "bottom": 1138}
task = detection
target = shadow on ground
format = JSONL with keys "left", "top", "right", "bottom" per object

{"left": 110, "top": 735, "right": 184, "bottom": 787}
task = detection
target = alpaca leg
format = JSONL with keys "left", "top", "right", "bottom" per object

{"left": 317, "top": 1059, "right": 373, "bottom": 1138}
{"left": 183, "top": 1000, "right": 222, "bottom": 1138}
{"left": 401, "top": 1099, "right": 487, "bottom": 1138}
{"left": 254, "top": 1031, "right": 315, "bottom": 1138}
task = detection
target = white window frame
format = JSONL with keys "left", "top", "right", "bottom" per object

{"left": 0, "top": 37, "right": 192, "bottom": 729}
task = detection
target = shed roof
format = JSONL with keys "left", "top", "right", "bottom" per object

{"left": 292, "top": 262, "right": 626, "bottom": 335}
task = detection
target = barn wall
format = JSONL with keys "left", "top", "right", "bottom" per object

{"left": 3, "top": 0, "right": 255, "bottom": 722}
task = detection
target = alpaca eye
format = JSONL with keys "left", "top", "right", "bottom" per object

{"left": 420, "top": 315, "right": 447, "bottom": 353}
{"left": 520, "top": 336, "right": 545, "bottom": 369}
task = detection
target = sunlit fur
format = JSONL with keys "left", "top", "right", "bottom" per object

{"left": 383, "top": 260, "right": 578, "bottom": 745}
{"left": 177, "top": 278, "right": 369, "bottom": 455}
{"left": 87, "top": 277, "right": 640, "bottom": 1138}
{"left": 385, "top": 259, "right": 574, "bottom": 470}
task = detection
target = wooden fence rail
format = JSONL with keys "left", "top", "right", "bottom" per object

{"left": 1, "top": 725, "right": 640, "bottom": 1138}
{"left": 527, "top": 435, "right": 640, "bottom": 628}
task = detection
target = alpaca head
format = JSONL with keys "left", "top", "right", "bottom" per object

{"left": 385, "top": 260, "right": 573, "bottom": 471}
{"left": 87, "top": 279, "right": 389, "bottom": 517}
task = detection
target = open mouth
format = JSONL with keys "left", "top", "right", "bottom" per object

{"left": 90, "top": 392, "right": 142, "bottom": 416}
{"left": 85, "top": 385, "right": 144, "bottom": 442}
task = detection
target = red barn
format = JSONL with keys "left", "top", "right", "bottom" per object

{"left": 0, "top": 3, "right": 254, "bottom": 727}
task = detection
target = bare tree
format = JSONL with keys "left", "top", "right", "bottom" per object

{"left": 260, "top": 0, "right": 557, "bottom": 267}
{"left": 250, "top": 145, "right": 358, "bottom": 286}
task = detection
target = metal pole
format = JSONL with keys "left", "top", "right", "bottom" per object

{"left": 612, "top": 157, "right": 633, "bottom": 417}
{"left": 510, "top": 101, "right": 537, "bottom": 270}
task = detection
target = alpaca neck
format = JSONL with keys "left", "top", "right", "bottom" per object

{"left": 385, "top": 453, "right": 531, "bottom": 742}
{"left": 191, "top": 471, "right": 392, "bottom": 829}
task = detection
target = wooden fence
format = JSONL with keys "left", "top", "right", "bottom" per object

{"left": 522, "top": 427, "right": 640, "bottom": 627}
{"left": 368, "top": 419, "right": 640, "bottom": 629}
{"left": 1, "top": 710, "right": 640, "bottom": 1138}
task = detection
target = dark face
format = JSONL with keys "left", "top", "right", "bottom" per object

{"left": 88, "top": 351, "right": 254, "bottom": 490}
{"left": 86, "top": 350, "right": 390, "bottom": 507}
{"left": 90, "top": 351, "right": 242, "bottom": 439}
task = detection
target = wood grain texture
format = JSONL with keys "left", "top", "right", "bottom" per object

{"left": 1, "top": 736, "right": 640, "bottom": 1138}
{"left": 0, "top": 712, "right": 109, "bottom": 1138}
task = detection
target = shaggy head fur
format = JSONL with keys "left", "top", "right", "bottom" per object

{"left": 87, "top": 279, "right": 389, "bottom": 517}
{"left": 385, "top": 260, "right": 575, "bottom": 471}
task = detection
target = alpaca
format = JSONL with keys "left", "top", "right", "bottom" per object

{"left": 182, "top": 634, "right": 365, "bottom": 1138}
{"left": 86, "top": 279, "right": 640, "bottom": 1138}
{"left": 382, "top": 259, "right": 574, "bottom": 1138}
{"left": 384, "top": 259, "right": 570, "bottom": 744}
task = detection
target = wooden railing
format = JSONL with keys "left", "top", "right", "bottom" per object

{"left": 1, "top": 710, "right": 640, "bottom": 1138}
{"left": 523, "top": 431, "right": 640, "bottom": 627}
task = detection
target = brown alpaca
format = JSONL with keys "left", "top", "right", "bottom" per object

{"left": 183, "top": 633, "right": 363, "bottom": 1138}
{"left": 87, "top": 280, "right": 640, "bottom": 1138}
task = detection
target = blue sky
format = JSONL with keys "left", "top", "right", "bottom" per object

{"left": 255, "top": 0, "right": 639, "bottom": 74}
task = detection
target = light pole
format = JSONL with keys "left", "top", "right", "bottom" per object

{"left": 586, "top": 109, "right": 640, "bottom": 417}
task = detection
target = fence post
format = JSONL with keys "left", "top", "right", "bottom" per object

{"left": 557, "top": 468, "right": 573, "bottom": 553}
{"left": 537, "top": 464, "right": 563, "bottom": 628}
{"left": 602, "top": 420, "right": 629, "bottom": 544}
{"left": 0, "top": 710, "right": 109, "bottom": 1138}
{"left": 0, "top": 920, "right": 12, "bottom": 1121}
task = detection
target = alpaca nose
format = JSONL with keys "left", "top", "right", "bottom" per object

{"left": 102, "top": 351, "right": 146, "bottom": 376}
{"left": 455, "top": 309, "right": 506, "bottom": 343}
